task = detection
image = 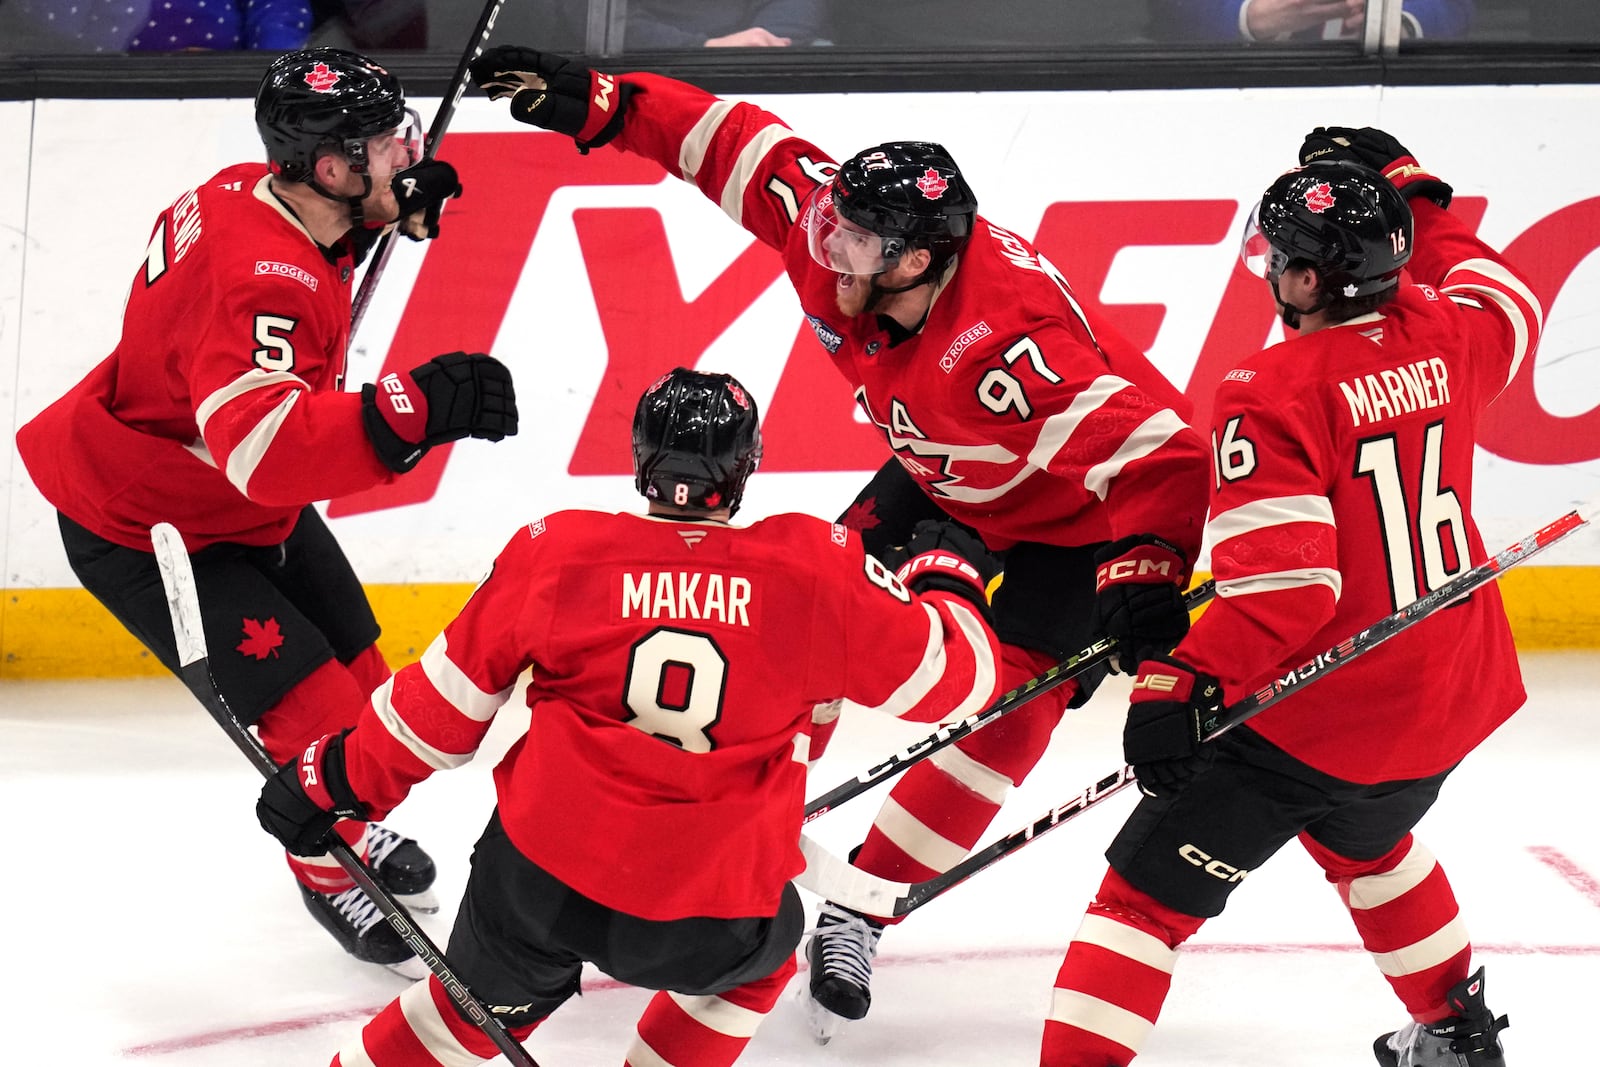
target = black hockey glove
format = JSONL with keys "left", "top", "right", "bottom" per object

{"left": 1298, "top": 126, "right": 1454, "bottom": 209}
{"left": 1123, "top": 654, "right": 1223, "bottom": 798}
{"left": 257, "top": 731, "right": 368, "bottom": 856}
{"left": 392, "top": 159, "right": 462, "bottom": 242}
{"left": 362, "top": 352, "right": 519, "bottom": 473}
{"left": 1092, "top": 534, "right": 1192, "bottom": 671}
{"left": 468, "top": 46, "right": 634, "bottom": 154}
{"left": 894, "top": 518, "right": 1001, "bottom": 622}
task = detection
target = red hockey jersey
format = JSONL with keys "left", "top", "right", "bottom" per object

{"left": 17, "top": 163, "right": 396, "bottom": 552}
{"left": 607, "top": 74, "right": 1209, "bottom": 558}
{"left": 1179, "top": 201, "right": 1540, "bottom": 783}
{"left": 340, "top": 510, "right": 1004, "bottom": 920}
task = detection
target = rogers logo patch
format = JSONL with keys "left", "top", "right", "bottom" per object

{"left": 1223, "top": 369, "right": 1256, "bottom": 383}
{"left": 940, "top": 321, "right": 992, "bottom": 373}
{"left": 256, "top": 261, "right": 318, "bottom": 292}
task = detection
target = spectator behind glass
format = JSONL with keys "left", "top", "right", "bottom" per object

{"left": 4, "top": 0, "right": 311, "bottom": 52}
{"left": 623, "top": 1, "right": 828, "bottom": 48}
{"left": 1147, "top": 0, "right": 1472, "bottom": 42}
{"left": 829, "top": 0, "right": 1146, "bottom": 47}
{"left": 310, "top": 0, "right": 426, "bottom": 49}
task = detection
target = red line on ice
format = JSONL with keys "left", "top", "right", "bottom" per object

{"left": 1528, "top": 845, "right": 1600, "bottom": 909}
{"left": 124, "top": 940, "right": 1600, "bottom": 1057}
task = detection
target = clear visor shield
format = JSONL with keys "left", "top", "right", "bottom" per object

{"left": 391, "top": 107, "right": 424, "bottom": 167}
{"left": 1239, "top": 202, "right": 1286, "bottom": 281}
{"left": 354, "top": 107, "right": 424, "bottom": 173}
{"left": 804, "top": 188, "right": 900, "bottom": 275}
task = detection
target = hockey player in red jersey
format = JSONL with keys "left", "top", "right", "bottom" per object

{"left": 15, "top": 48, "right": 518, "bottom": 972}
{"left": 465, "top": 46, "right": 1212, "bottom": 1033}
{"left": 254, "top": 368, "right": 1006, "bottom": 1067}
{"left": 1040, "top": 131, "right": 1535, "bottom": 1066}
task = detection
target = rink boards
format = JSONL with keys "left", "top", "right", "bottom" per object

{"left": 2, "top": 85, "right": 1597, "bottom": 676}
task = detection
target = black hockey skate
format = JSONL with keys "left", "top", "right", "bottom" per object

{"left": 1374, "top": 967, "right": 1509, "bottom": 1066}
{"left": 299, "top": 884, "right": 425, "bottom": 978}
{"left": 801, "top": 901, "right": 885, "bottom": 1044}
{"left": 367, "top": 823, "right": 440, "bottom": 914}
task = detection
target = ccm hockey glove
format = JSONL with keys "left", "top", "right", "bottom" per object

{"left": 895, "top": 518, "right": 1000, "bottom": 622}
{"left": 362, "top": 352, "right": 518, "bottom": 473}
{"left": 469, "top": 46, "right": 633, "bottom": 153}
{"left": 392, "top": 159, "right": 462, "bottom": 241}
{"left": 1123, "top": 655, "right": 1223, "bottom": 798}
{"left": 1298, "top": 126, "right": 1454, "bottom": 208}
{"left": 257, "top": 730, "right": 367, "bottom": 855}
{"left": 1092, "top": 534, "right": 1191, "bottom": 670}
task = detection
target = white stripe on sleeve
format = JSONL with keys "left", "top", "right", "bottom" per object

{"left": 1206, "top": 494, "right": 1336, "bottom": 546}
{"left": 678, "top": 98, "right": 734, "bottom": 181}
{"left": 1216, "top": 567, "right": 1342, "bottom": 601}
{"left": 1084, "top": 408, "right": 1188, "bottom": 501}
{"left": 717, "top": 121, "right": 796, "bottom": 227}
{"left": 419, "top": 633, "right": 513, "bottom": 723}
{"left": 1441, "top": 257, "right": 1543, "bottom": 390}
{"left": 370, "top": 675, "right": 476, "bottom": 773}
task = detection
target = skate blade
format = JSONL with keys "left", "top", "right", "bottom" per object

{"left": 795, "top": 984, "right": 844, "bottom": 1045}
{"left": 385, "top": 955, "right": 430, "bottom": 981}
{"left": 393, "top": 888, "right": 441, "bottom": 914}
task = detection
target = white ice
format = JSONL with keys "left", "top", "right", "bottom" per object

{"left": 2, "top": 652, "right": 1596, "bottom": 1065}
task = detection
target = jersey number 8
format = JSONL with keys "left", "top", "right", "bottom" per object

{"left": 623, "top": 627, "right": 727, "bottom": 753}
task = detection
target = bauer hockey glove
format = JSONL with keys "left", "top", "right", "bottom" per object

{"left": 362, "top": 352, "right": 519, "bottom": 473}
{"left": 1298, "top": 126, "right": 1454, "bottom": 208}
{"left": 1093, "top": 533, "right": 1191, "bottom": 670}
{"left": 392, "top": 159, "right": 462, "bottom": 241}
{"left": 257, "top": 730, "right": 368, "bottom": 855}
{"left": 895, "top": 518, "right": 1000, "bottom": 622}
{"left": 1124, "top": 654, "right": 1223, "bottom": 798}
{"left": 468, "top": 46, "right": 634, "bottom": 153}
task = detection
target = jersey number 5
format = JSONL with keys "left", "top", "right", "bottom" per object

{"left": 623, "top": 627, "right": 727, "bottom": 753}
{"left": 1355, "top": 421, "right": 1469, "bottom": 610}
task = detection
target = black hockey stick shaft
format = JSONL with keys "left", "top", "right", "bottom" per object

{"left": 861, "top": 504, "right": 1591, "bottom": 917}
{"left": 150, "top": 523, "right": 541, "bottom": 1067}
{"left": 804, "top": 579, "right": 1216, "bottom": 822}
{"left": 349, "top": 0, "right": 507, "bottom": 340}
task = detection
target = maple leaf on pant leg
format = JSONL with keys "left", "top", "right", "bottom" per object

{"left": 237, "top": 617, "right": 285, "bottom": 660}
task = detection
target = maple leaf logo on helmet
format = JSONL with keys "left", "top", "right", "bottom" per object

{"left": 916, "top": 168, "right": 949, "bottom": 200}
{"left": 304, "top": 63, "right": 343, "bottom": 93}
{"left": 1303, "top": 182, "right": 1336, "bottom": 214}
{"left": 726, "top": 383, "right": 750, "bottom": 410}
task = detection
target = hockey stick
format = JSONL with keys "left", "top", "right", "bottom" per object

{"left": 349, "top": 0, "right": 507, "bottom": 340}
{"left": 797, "top": 503, "right": 1594, "bottom": 918}
{"left": 804, "top": 579, "right": 1217, "bottom": 822}
{"left": 150, "top": 523, "right": 541, "bottom": 1067}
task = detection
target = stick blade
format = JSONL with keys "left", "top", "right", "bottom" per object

{"left": 151, "top": 522, "right": 208, "bottom": 667}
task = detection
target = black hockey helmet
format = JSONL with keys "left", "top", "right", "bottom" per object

{"left": 255, "top": 48, "right": 413, "bottom": 183}
{"left": 806, "top": 142, "right": 977, "bottom": 277}
{"left": 1242, "top": 160, "right": 1413, "bottom": 300}
{"left": 632, "top": 369, "right": 763, "bottom": 516}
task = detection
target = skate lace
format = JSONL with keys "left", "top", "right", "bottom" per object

{"left": 327, "top": 886, "right": 386, "bottom": 936}
{"left": 805, "top": 904, "right": 882, "bottom": 988}
{"left": 365, "top": 824, "right": 405, "bottom": 868}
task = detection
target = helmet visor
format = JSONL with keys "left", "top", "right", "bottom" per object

{"left": 804, "top": 188, "right": 899, "bottom": 275}
{"left": 391, "top": 106, "right": 424, "bottom": 168}
{"left": 1239, "top": 201, "right": 1286, "bottom": 282}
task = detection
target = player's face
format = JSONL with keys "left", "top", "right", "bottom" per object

{"left": 354, "top": 109, "right": 424, "bottom": 221}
